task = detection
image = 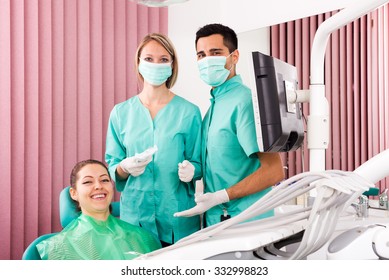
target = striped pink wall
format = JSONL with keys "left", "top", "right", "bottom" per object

{"left": 271, "top": 7, "right": 389, "bottom": 192}
{"left": 0, "top": 0, "right": 167, "bottom": 260}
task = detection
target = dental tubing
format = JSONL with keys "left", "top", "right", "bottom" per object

{"left": 139, "top": 170, "right": 374, "bottom": 260}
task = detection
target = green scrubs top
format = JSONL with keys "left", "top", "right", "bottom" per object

{"left": 202, "top": 75, "right": 274, "bottom": 227}
{"left": 105, "top": 95, "right": 202, "bottom": 243}
{"left": 36, "top": 214, "right": 161, "bottom": 260}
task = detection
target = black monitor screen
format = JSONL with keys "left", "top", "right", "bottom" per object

{"left": 248, "top": 51, "right": 304, "bottom": 152}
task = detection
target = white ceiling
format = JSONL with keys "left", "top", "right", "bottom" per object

{"left": 169, "top": 0, "right": 388, "bottom": 33}
{"left": 219, "top": 0, "right": 356, "bottom": 33}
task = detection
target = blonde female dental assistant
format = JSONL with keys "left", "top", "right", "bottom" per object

{"left": 105, "top": 33, "right": 202, "bottom": 246}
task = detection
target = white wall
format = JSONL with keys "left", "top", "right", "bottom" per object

{"left": 220, "top": 0, "right": 354, "bottom": 33}
{"left": 167, "top": 0, "right": 220, "bottom": 116}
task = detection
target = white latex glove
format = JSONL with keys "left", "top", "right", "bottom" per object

{"left": 174, "top": 189, "right": 229, "bottom": 217}
{"left": 178, "top": 160, "right": 195, "bottom": 182}
{"left": 119, "top": 155, "right": 152, "bottom": 177}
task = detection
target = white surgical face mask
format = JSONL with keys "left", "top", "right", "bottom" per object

{"left": 197, "top": 53, "right": 234, "bottom": 87}
{"left": 138, "top": 60, "right": 172, "bottom": 86}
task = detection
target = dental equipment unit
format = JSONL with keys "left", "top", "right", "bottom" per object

{"left": 378, "top": 189, "right": 388, "bottom": 210}
{"left": 326, "top": 223, "right": 389, "bottom": 260}
{"left": 350, "top": 195, "right": 369, "bottom": 219}
{"left": 137, "top": 149, "right": 389, "bottom": 260}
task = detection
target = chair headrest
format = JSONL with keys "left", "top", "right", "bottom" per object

{"left": 59, "top": 186, "right": 120, "bottom": 228}
{"left": 59, "top": 186, "right": 80, "bottom": 228}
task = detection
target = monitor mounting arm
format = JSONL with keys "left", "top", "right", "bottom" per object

{"left": 308, "top": 0, "right": 389, "bottom": 172}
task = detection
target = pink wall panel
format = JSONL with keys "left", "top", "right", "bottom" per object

{"left": 51, "top": 0, "right": 65, "bottom": 231}
{"left": 63, "top": 0, "right": 78, "bottom": 190}
{"left": 127, "top": 1, "right": 139, "bottom": 96}
{"left": 353, "top": 18, "right": 361, "bottom": 168}
{"left": 0, "top": 0, "right": 12, "bottom": 260}
{"left": 370, "top": 11, "right": 379, "bottom": 159}
{"left": 24, "top": 0, "right": 40, "bottom": 253}
{"left": 0, "top": 0, "right": 168, "bottom": 260}
{"left": 383, "top": 13, "right": 388, "bottom": 188}
{"left": 331, "top": 21, "right": 341, "bottom": 170}
{"left": 77, "top": 0, "right": 92, "bottom": 161}
{"left": 354, "top": 15, "right": 370, "bottom": 163}
{"left": 102, "top": 0, "right": 116, "bottom": 157}
{"left": 90, "top": 0, "right": 104, "bottom": 161}
{"left": 9, "top": 0, "right": 26, "bottom": 260}
{"left": 38, "top": 0, "right": 53, "bottom": 237}
{"left": 378, "top": 9, "right": 385, "bottom": 156}
{"left": 114, "top": 0, "right": 128, "bottom": 107}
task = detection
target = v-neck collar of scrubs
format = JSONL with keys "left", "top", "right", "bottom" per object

{"left": 136, "top": 94, "right": 176, "bottom": 121}
{"left": 210, "top": 75, "right": 243, "bottom": 101}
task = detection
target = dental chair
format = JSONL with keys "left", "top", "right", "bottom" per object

{"left": 22, "top": 186, "right": 120, "bottom": 260}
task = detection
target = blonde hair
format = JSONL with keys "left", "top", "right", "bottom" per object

{"left": 135, "top": 33, "right": 178, "bottom": 89}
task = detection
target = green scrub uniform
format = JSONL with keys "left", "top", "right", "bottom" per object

{"left": 202, "top": 75, "right": 274, "bottom": 227}
{"left": 105, "top": 95, "right": 202, "bottom": 244}
{"left": 36, "top": 214, "right": 161, "bottom": 260}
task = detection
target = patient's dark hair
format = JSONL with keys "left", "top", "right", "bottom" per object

{"left": 69, "top": 159, "right": 112, "bottom": 211}
{"left": 70, "top": 159, "right": 110, "bottom": 189}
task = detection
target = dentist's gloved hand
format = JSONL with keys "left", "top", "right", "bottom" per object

{"left": 178, "top": 160, "right": 195, "bottom": 182}
{"left": 119, "top": 155, "right": 152, "bottom": 177}
{"left": 174, "top": 189, "right": 229, "bottom": 217}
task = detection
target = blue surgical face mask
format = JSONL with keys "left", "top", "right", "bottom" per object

{"left": 138, "top": 60, "right": 172, "bottom": 86}
{"left": 197, "top": 53, "right": 234, "bottom": 87}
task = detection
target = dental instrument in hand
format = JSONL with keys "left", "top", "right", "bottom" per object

{"left": 134, "top": 145, "right": 158, "bottom": 162}
{"left": 174, "top": 189, "right": 229, "bottom": 217}
{"left": 120, "top": 145, "right": 158, "bottom": 177}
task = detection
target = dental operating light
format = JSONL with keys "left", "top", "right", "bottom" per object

{"left": 129, "top": 0, "right": 189, "bottom": 7}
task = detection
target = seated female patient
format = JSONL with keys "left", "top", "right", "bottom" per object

{"left": 36, "top": 159, "right": 161, "bottom": 260}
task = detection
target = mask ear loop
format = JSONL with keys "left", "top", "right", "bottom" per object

{"left": 227, "top": 51, "right": 234, "bottom": 70}
{"left": 226, "top": 50, "right": 237, "bottom": 71}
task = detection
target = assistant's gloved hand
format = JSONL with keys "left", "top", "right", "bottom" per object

{"left": 174, "top": 189, "right": 229, "bottom": 217}
{"left": 178, "top": 160, "right": 195, "bottom": 182}
{"left": 119, "top": 155, "right": 152, "bottom": 177}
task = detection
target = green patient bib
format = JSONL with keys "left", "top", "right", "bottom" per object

{"left": 36, "top": 214, "right": 161, "bottom": 260}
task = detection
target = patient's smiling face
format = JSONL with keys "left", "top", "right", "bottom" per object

{"left": 70, "top": 163, "right": 114, "bottom": 221}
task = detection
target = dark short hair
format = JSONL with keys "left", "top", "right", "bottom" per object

{"left": 195, "top": 23, "right": 238, "bottom": 53}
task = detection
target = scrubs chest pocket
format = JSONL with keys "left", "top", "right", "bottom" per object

{"left": 209, "top": 130, "right": 240, "bottom": 148}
